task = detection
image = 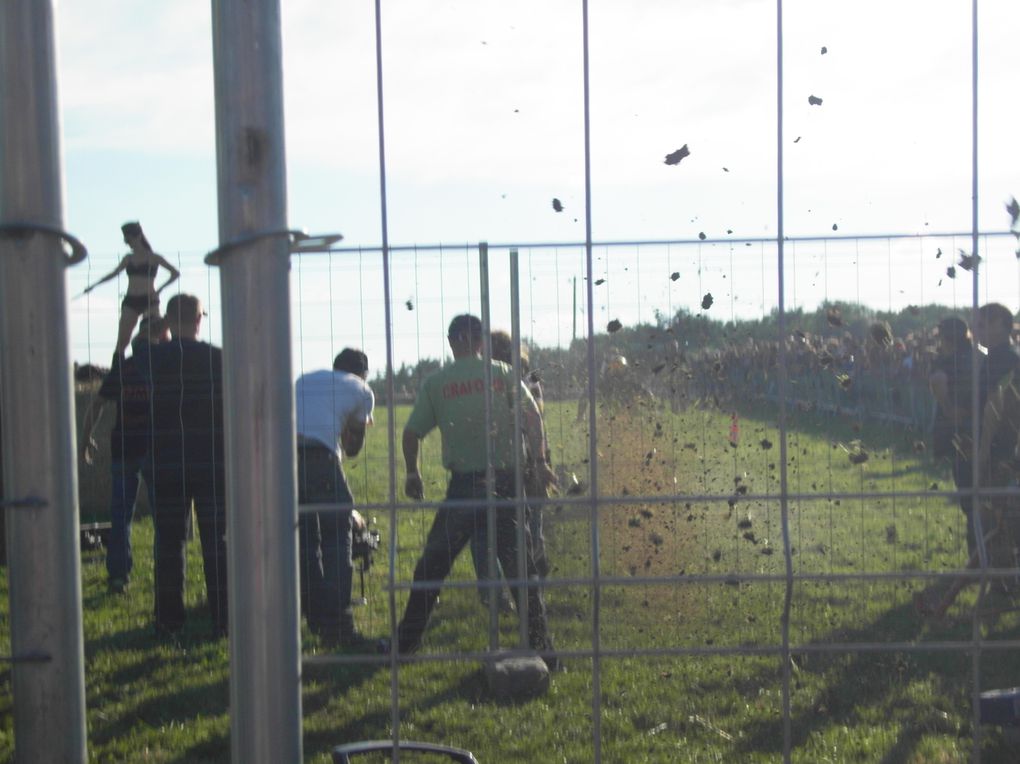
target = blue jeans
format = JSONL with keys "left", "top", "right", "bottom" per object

{"left": 297, "top": 443, "right": 354, "bottom": 636}
{"left": 106, "top": 454, "right": 154, "bottom": 582}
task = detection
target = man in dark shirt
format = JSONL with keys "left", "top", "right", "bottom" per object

{"left": 81, "top": 315, "right": 170, "bottom": 592}
{"left": 972, "top": 303, "right": 1020, "bottom": 574}
{"left": 975, "top": 303, "right": 1020, "bottom": 476}
{"left": 137, "top": 293, "right": 227, "bottom": 635}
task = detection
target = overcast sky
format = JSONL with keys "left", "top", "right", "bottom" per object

{"left": 53, "top": 1, "right": 1020, "bottom": 370}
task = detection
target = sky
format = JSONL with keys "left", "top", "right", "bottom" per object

{"left": 48, "top": 0, "right": 1020, "bottom": 373}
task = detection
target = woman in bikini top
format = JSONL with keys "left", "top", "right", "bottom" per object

{"left": 83, "top": 221, "right": 180, "bottom": 357}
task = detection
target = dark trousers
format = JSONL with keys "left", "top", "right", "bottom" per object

{"left": 297, "top": 443, "right": 354, "bottom": 637}
{"left": 397, "top": 472, "right": 553, "bottom": 655}
{"left": 952, "top": 454, "right": 977, "bottom": 556}
{"left": 152, "top": 467, "right": 227, "bottom": 633}
{"left": 106, "top": 453, "right": 155, "bottom": 582}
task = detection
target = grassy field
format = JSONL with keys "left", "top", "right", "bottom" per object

{"left": 2, "top": 395, "right": 1020, "bottom": 762}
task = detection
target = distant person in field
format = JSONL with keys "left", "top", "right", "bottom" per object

{"left": 82, "top": 222, "right": 179, "bottom": 358}
{"left": 294, "top": 348, "right": 374, "bottom": 647}
{"left": 929, "top": 316, "right": 977, "bottom": 555}
{"left": 80, "top": 314, "right": 171, "bottom": 593}
{"left": 136, "top": 294, "right": 227, "bottom": 636}
{"left": 387, "top": 314, "right": 559, "bottom": 669}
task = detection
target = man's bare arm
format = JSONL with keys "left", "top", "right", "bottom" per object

{"left": 79, "top": 398, "right": 108, "bottom": 466}
{"left": 341, "top": 416, "right": 367, "bottom": 458}
{"left": 521, "top": 386, "right": 556, "bottom": 489}
{"left": 402, "top": 428, "right": 424, "bottom": 499}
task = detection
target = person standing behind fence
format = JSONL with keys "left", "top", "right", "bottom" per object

{"left": 972, "top": 304, "right": 1020, "bottom": 549}
{"left": 489, "top": 329, "right": 552, "bottom": 578}
{"left": 974, "top": 304, "right": 1020, "bottom": 483}
{"left": 81, "top": 222, "right": 179, "bottom": 358}
{"left": 929, "top": 317, "right": 976, "bottom": 554}
{"left": 294, "top": 348, "right": 374, "bottom": 647}
{"left": 137, "top": 294, "right": 227, "bottom": 636}
{"left": 80, "top": 314, "right": 171, "bottom": 593}
{"left": 389, "top": 314, "right": 559, "bottom": 669}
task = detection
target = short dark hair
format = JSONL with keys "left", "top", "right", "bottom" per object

{"left": 937, "top": 316, "right": 969, "bottom": 346}
{"left": 978, "top": 303, "right": 1014, "bottom": 331}
{"left": 133, "top": 315, "right": 167, "bottom": 349}
{"left": 334, "top": 348, "right": 368, "bottom": 376}
{"left": 448, "top": 314, "right": 483, "bottom": 344}
{"left": 165, "top": 294, "right": 203, "bottom": 327}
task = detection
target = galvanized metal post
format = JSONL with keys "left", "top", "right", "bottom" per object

{"left": 210, "top": 2, "right": 302, "bottom": 762}
{"left": 0, "top": 1, "right": 88, "bottom": 761}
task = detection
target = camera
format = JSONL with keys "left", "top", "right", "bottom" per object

{"left": 351, "top": 509, "right": 380, "bottom": 571}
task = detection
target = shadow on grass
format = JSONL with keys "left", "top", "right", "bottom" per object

{"left": 299, "top": 665, "right": 487, "bottom": 754}
{"left": 701, "top": 598, "right": 1020, "bottom": 762}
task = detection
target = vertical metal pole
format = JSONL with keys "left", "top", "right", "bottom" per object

{"left": 580, "top": 2, "right": 603, "bottom": 759}
{"left": 775, "top": 2, "right": 794, "bottom": 762}
{"left": 0, "top": 1, "right": 88, "bottom": 761}
{"left": 210, "top": 3, "right": 302, "bottom": 762}
{"left": 479, "top": 242, "right": 499, "bottom": 649}
{"left": 572, "top": 276, "right": 577, "bottom": 343}
{"left": 509, "top": 249, "right": 529, "bottom": 646}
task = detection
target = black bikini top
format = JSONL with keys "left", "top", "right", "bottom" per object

{"left": 125, "top": 261, "right": 159, "bottom": 278}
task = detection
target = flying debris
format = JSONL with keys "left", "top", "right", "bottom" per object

{"left": 405, "top": 299, "right": 414, "bottom": 311}
{"left": 722, "top": 167, "right": 729, "bottom": 172}
{"left": 821, "top": 46, "right": 828, "bottom": 54}
{"left": 552, "top": 198, "right": 564, "bottom": 212}
{"left": 946, "top": 266, "right": 956, "bottom": 279}
{"left": 1007, "top": 196, "right": 1019, "bottom": 227}
{"left": 594, "top": 278, "right": 606, "bottom": 286}
{"left": 726, "top": 229, "right": 733, "bottom": 234}
{"left": 793, "top": 136, "right": 802, "bottom": 143}
{"left": 808, "top": 95, "right": 823, "bottom": 106}
{"left": 936, "top": 247, "right": 943, "bottom": 258}
{"left": 699, "top": 232, "right": 707, "bottom": 241}
{"left": 832, "top": 223, "right": 838, "bottom": 231}
{"left": 607, "top": 319, "right": 623, "bottom": 333}
{"left": 701, "top": 293, "right": 714, "bottom": 310}
{"left": 670, "top": 272, "right": 680, "bottom": 282}
{"left": 760, "top": 438, "right": 773, "bottom": 450}
{"left": 957, "top": 250, "right": 981, "bottom": 272}
{"left": 664, "top": 144, "right": 691, "bottom": 165}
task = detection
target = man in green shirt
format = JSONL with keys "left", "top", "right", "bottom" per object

{"left": 393, "top": 314, "right": 558, "bottom": 669}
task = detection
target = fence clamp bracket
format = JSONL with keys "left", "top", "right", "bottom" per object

{"left": 0, "top": 650, "right": 53, "bottom": 664}
{"left": 205, "top": 228, "right": 343, "bottom": 265}
{"left": 0, "top": 496, "right": 47, "bottom": 510}
{"left": 0, "top": 221, "right": 88, "bottom": 266}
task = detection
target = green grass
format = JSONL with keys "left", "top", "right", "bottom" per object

{"left": 2, "top": 398, "right": 1020, "bottom": 762}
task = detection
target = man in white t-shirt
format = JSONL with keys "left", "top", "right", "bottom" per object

{"left": 295, "top": 348, "right": 375, "bottom": 646}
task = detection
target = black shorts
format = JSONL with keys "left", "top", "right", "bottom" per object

{"left": 121, "top": 293, "right": 158, "bottom": 314}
